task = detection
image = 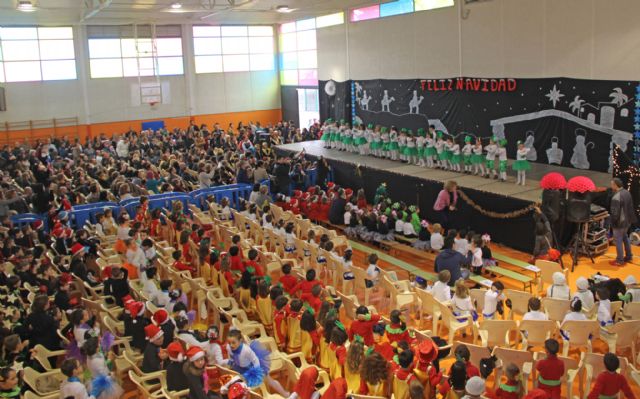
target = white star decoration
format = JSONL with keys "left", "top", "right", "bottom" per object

{"left": 546, "top": 84, "right": 565, "bottom": 108}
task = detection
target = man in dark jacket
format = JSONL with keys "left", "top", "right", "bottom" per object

{"left": 434, "top": 236, "right": 467, "bottom": 284}
{"left": 328, "top": 190, "right": 347, "bottom": 225}
{"left": 273, "top": 157, "right": 291, "bottom": 196}
{"left": 610, "top": 178, "right": 638, "bottom": 265}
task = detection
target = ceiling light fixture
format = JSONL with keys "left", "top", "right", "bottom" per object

{"left": 276, "top": 5, "right": 293, "bottom": 13}
{"left": 17, "top": 0, "right": 37, "bottom": 12}
{"left": 170, "top": 2, "right": 182, "bottom": 9}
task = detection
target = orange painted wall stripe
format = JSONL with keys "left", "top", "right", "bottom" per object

{"left": 0, "top": 109, "right": 282, "bottom": 144}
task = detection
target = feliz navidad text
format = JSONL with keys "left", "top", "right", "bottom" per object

{"left": 420, "top": 78, "right": 517, "bottom": 92}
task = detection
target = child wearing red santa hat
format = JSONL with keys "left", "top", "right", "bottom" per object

{"left": 152, "top": 309, "right": 175, "bottom": 349}
{"left": 166, "top": 341, "right": 188, "bottom": 392}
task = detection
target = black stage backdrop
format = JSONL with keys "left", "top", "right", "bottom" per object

{"left": 319, "top": 77, "right": 638, "bottom": 173}
{"left": 276, "top": 148, "right": 535, "bottom": 252}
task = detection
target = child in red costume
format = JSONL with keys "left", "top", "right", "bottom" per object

{"left": 292, "top": 269, "right": 324, "bottom": 302}
{"left": 454, "top": 344, "right": 481, "bottom": 378}
{"left": 172, "top": 250, "right": 195, "bottom": 274}
{"left": 278, "top": 263, "right": 298, "bottom": 295}
{"left": 535, "top": 339, "right": 564, "bottom": 399}
{"left": 371, "top": 324, "right": 395, "bottom": 361}
{"left": 348, "top": 306, "right": 381, "bottom": 346}
{"left": 228, "top": 246, "right": 245, "bottom": 273}
{"left": 495, "top": 363, "right": 524, "bottom": 399}
{"left": 385, "top": 309, "right": 413, "bottom": 345}
{"left": 273, "top": 296, "right": 289, "bottom": 350}
{"left": 413, "top": 339, "right": 443, "bottom": 394}
{"left": 587, "top": 353, "right": 635, "bottom": 399}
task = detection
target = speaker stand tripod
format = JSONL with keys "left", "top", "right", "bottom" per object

{"left": 570, "top": 221, "right": 594, "bottom": 272}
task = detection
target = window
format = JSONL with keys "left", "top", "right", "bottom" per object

{"left": 380, "top": 0, "right": 414, "bottom": 17}
{"left": 315, "top": 12, "right": 345, "bottom": 28}
{"left": 414, "top": 0, "right": 455, "bottom": 11}
{"left": 350, "top": 5, "right": 381, "bottom": 22}
{"left": 87, "top": 25, "right": 184, "bottom": 78}
{"left": 278, "top": 21, "right": 320, "bottom": 86}
{"left": 193, "top": 25, "right": 274, "bottom": 73}
{"left": 0, "top": 26, "right": 77, "bottom": 82}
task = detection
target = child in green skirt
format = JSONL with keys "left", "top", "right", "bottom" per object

{"left": 484, "top": 136, "right": 498, "bottom": 178}
{"left": 513, "top": 140, "right": 531, "bottom": 185}
{"left": 471, "top": 138, "right": 485, "bottom": 176}
{"left": 462, "top": 136, "right": 473, "bottom": 173}
{"left": 497, "top": 139, "right": 508, "bottom": 182}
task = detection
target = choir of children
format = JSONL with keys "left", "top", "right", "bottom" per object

{"left": 321, "top": 120, "right": 531, "bottom": 184}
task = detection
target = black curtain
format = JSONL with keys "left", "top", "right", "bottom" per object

{"left": 319, "top": 77, "right": 639, "bottom": 173}
{"left": 280, "top": 86, "right": 299, "bottom": 126}
{"left": 277, "top": 148, "right": 536, "bottom": 252}
{"left": 319, "top": 80, "right": 352, "bottom": 125}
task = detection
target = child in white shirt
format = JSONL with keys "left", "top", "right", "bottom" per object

{"left": 430, "top": 223, "right": 444, "bottom": 251}
{"left": 468, "top": 235, "right": 483, "bottom": 275}
{"left": 430, "top": 270, "right": 452, "bottom": 303}
{"left": 596, "top": 287, "right": 614, "bottom": 328}
{"left": 621, "top": 275, "right": 640, "bottom": 303}
{"left": 451, "top": 280, "right": 477, "bottom": 321}
{"left": 560, "top": 298, "right": 588, "bottom": 340}
{"left": 523, "top": 297, "right": 548, "bottom": 320}
{"left": 483, "top": 281, "right": 505, "bottom": 319}
{"left": 402, "top": 214, "right": 417, "bottom": 238}
{"left": 365, "top": 253, "right": 380, "bottom": 288}
{"left": 573, "top": 277, "right": 595, "bottom": 311}
{"left": 395, "top": 213, "right": 405, "bottom": 234}
{"left": 454, "top": 230, "right": 469, "bottom": 256}
{"left": 547, "top": 272, "right": 571, "bottom": 300}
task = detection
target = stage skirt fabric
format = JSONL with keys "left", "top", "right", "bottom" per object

{"left": 321, "top": 132, "right": 331, "bottom": 141}
{"left": 450, "top": 154, "right": 462, "bottom": 164}
{"left": 439, "top": 150, "right": 452, "bottom": 161}
{"left": 512, "top": 159, "right": 531, "bottom": 171}
{"left": 388, "top": 142, "right": 400, "bottom": 151}
{"left": 499, "top": 160, "right": 508, "bottom": 172}
{"left": 370, "top": 141, "right": 382, "bottom": 150}
{"left": 463, "top": 155, "right": 473, "bottom": 165}
{"left": 355, "top": 137, "right": 368, "bottom": 146}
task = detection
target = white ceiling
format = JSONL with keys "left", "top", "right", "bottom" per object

{"left": 0, "top": 0, "right": 371, "bottom": 26}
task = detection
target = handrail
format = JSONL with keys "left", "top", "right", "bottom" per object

{"left": 10, "top": 183, "right": 254, "bottom": 232}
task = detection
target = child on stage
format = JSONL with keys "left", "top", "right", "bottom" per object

{"left": 497, "top": 139, "right": 508, "bottom": 182}
{"left": 471, "top": 137, "right": 485, "bottom": 176}
{"left": 485, "top": 136, "right": 498, "bottom": 179}
{"left": 389, "top": 127, "right": 400, "bottom": 161}
{"left": 435, "top": 132, "right": 446, "bottom": 169}
{"left": 513, "top": 140, "right": 531, "bottom": 186}
{"left": 371, "top": 128, "right": 382, "bottom": 157}
{"left": 381, "top": 127, "right": 391, "bottom": 159}
{"left": 406, "top": 131, "right": 419, "bottom": 165}
{"left": 398, "top": 129, "right": 407, "bottom": 162}
{"left": 449, "top": 137, "right": 461, "bottom": 172}
{"left": 424, "top": 130, "right": 437, "bottom": 168}
{"left": 462, "top": 136, "right": 473, "bottom": 173}
{"left": 416, "top": 128, "right": 426, "bottom": 167}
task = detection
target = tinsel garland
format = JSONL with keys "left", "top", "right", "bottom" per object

{"left": 457, "top": 189, "right": 536, "bottom": 219}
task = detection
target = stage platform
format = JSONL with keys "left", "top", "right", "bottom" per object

{"left": 276, "top": 141, "right": 611, "bottom": 203}
{"left": 276, "top": 141, "right": 611, "bottom": 253}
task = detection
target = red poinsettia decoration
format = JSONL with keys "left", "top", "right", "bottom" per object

{"left": 566, "top": 176, "right": 596, "bottom": 193}
{"left": 539, "top": 172, "right": 567, "bottom": 190}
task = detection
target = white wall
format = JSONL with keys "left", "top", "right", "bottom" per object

{"left": 317, "top": 0, "right": 640, "bottom": 81}
{"left": 0, "top": 24, "right": 281, "bottom": 125}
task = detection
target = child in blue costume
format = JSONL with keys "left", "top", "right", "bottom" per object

{"left": 223, "top": 330, "right": 289, "bottom": 395}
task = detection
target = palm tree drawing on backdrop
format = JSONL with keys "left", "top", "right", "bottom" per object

{"left": 609, "top": 88, "right": 628, "bottom": 106}
{"left": 569, "top": 95, "right": 585, "bottom": 117}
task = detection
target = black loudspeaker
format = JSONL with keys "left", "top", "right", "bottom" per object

{"left": 566, "top": 192, "right": 591, "bottom": 223}
{"left": 541, "top": 189, "right": 564, "bottom": 223}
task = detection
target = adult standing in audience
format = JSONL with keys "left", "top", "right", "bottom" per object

{"left": 609, "top": 178, "right": 637, "bottom": 266}
{"left": 273, "top": 157, "right": 291, "bottom": 196}
{"left": 435, "top": 236, "right": 466, "bottom": 284}
{"left": 433, "top": 180, "right": 458, "bottom": 228}
{"left": 329, "top": 188, "right": 347, "bottom": 225}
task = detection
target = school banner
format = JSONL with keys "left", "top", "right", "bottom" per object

{"left": 319, "top": 77, "right": 639, "bottom": 173}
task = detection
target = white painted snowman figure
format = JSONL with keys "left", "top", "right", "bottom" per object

{"left": 360, "top": 90, "right": 372, "bottom": 110}
{"left": 524, "top": 131, "right": 537, "bottom": 161}
{"left": 381, "top": 90, "right": 395, "bottom": 112}
{"left": 570, "top": 132, "right": 591, "bottom": 170}
{"left": 546, "top": 137, "right": 563, "bottom": 165}
{"left": 409, "top": 90, "right": 424, "bottom": 114}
